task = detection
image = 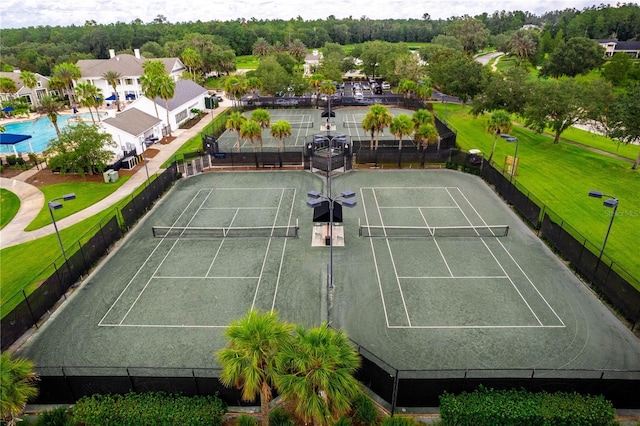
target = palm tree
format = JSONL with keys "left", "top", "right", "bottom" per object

{"left": 0, "top": 77, "right": 18, "bottom": 100}
{"left": 156, "top": 74, "right": 176, "bottom": 137}
{"left": 252, "top": 37, "right": 271, "bottom": 57}
{"left": 398, "top": 78, "right": 417, "bottom": 98}
{"left": 274, "top": 323, "right": 361, "bottom": 426}
{"left": 412, "top": 109, "right": 435, "bottom": 128}
{"left": 226, "top": 111, "right": 247, "bottom": 151}
{"left": 366, "top": 104, "right": 393, "bottom": 150}
{"left": 224, "top": 76, "right": 246, "bottom": 108}
{"left": 250, "top": 109, "right": 271, "bottom": 150}
{"left": 181, "top": 48, "right": 202, "bottom": 81}
{"left": 140, "top": 74, "right": 160, "bottom": 119}
{"left": 74, "top": 82, "right": 102, "bottom": 123}
{"left": 1, "top": 352, "right": 39, "bottom": 426}
{"left": 19, "top": 71, "right": 38, "bottom": 108}
{"left": 361, "top": 114, "right": 377, "bottom": 151}
{"left": 37, "top": 95, "right": 65, "bottom": 137}
{"left": 416, "top": 78, "right": 433, "bottom": 102}
{"left": 246, "top": 77, "right": 262, "bottom": 100}
{"left": 288, "top": 39, "right": 308, "bottom": 67}
{"left": 390, "top": 114, "right": 414, "bottom": 150}
{"left": 52, "top": 62, "right": 81, "bottom": 106}
{"left": 240, "top": 120, "right": 263, "bottom": 152}
{"left": 270, "top": 120, "right": 292, "bottom": 152}
{"left": 414, "top": 123, "right": 440, "bottom": 150}
{"left": 216, "top": 310, "right": 293, "bottom": 426}
{"left": 486, "top": 110, "right": 512, "bottom": 163}
{"left": 309, "top": 74, "right": 325, "bottom": 108}
{"left": 102, "top": 70, "right": 122, "bottom": 112}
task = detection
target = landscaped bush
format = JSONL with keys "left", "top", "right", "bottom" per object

{"left": 439, "top": 386, "right": 615, "bottom": 426}
{"left": 268, "top": 407, "right": 295, "bottom": 426}
{"left": 72, "top": 391, "right": 227, "bottom": 426}
{"left": 352, "top": 393, "right": 379, "bottom": 425}
{"left": 33, "top": 406, "right": 74, "bottom": 426}
{"left": 380, "top": 417, "right": 421, "bottom": 426}
{"left": 235, "top": 414, "right": 259, "bottom": 426}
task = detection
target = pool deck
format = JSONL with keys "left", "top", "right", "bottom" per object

{"left": 0, "top": 100, "right": 232, "bottom": 249}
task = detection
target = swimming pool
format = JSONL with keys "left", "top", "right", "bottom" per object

{"left": 1, "top": 114, "right": 103, "bottom": 154}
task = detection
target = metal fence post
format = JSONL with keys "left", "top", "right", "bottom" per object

{"left": 390, "top": 369, "right": 400, "bottom": 416}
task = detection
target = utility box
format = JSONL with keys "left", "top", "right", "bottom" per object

{"left": 108, "top": 170, "right": 119, "bottom": 182}
{"left": 103, "top": 171, "right": 111, "bottom": 183}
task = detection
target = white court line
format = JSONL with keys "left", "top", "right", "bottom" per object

{"left": 380, "top": 206, "right": 458, "bottom": 209}
{"left": 99, "top": 188, "right": 212, "bottom": 326}
{"left": 119, "top": 190, "right": 214, "bottom": 325}
{"left": 153, "top": 276, "right": 260, "bottom": 279}
{"left": 103, "top": 324, "right": 229, "bottom": 328}
{"left": 400, "top": 276, "right": 508, "bottom": 279}
{"left": 360, "top": 188, "right": 391, "bottom": 328}
{"left": 433, "top": 239, "right": 453, "bottom": 277}
{"left": 388, "top": 324, "right": 566, "bottom": 329}
{"left": 205, "top": 239, "right": 225, "bottom": 277}
{"left": 454, "top": 187, "right": 564, "bottom": 327}
{"left": 373, "top": 188, "right": 412, "bottom": 326}
{"left": 271, "top": 188, "right": 298, "bottom": 311}
{"left": 201, "top": 207, "right": 277, "bottom": 210}
{"left": 250, "top": 188, "right": 286, "bottom": 310}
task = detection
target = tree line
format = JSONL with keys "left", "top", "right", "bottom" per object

{"left": 1, "top": 3, "right": 639, "bottom": 76}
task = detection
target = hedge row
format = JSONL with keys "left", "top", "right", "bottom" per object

{"left": 72, "top": 391, "right": 227, "bottom": 426}
{"left": 439, "top": 386, "right": 616, "bottom": 426}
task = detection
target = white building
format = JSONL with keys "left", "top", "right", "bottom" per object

{"left": 101, "top": 108, "right": 163, "bottom": 166}
{"left": 0, "top": 70, "right": 54, "bottom": 107}
{"left": 123, "top": 79, "right": 208, "bottom": 134}
{"left": 76, "top": 49, "right": 186, "bottom": 106}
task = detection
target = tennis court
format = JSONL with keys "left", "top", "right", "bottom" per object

{"left": 17, "top": 170, "right": 640, "bottom": 375}
{"left": 215, "top": 107, "right": 408, "bottom": 151}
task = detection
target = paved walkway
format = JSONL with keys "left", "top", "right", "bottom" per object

{"left": 0, "top": 101, "right": 231, "bottom": 249}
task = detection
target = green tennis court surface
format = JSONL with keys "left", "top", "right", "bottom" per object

{"left": 17, "top": 170, "right": 640, "bottom": 373}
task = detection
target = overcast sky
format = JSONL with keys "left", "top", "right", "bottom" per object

{"left": 0, "top": 1, "right": 609, "bottom": 29}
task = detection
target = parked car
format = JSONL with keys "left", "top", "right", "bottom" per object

{"left": 276, "top": 98, "right": 299, "bottom": 105}
{"left": 374, "top": 86, "right": 383, "bottom": 95}
{"left": 382, "top": 82, "right": 391, "bottom": 89}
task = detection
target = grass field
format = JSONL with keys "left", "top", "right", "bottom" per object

{"left": 433, "top": 103, "right": 640, "bottom": 286}
{"left": 0, "top": 188, "right": 20, "bottom": 229}
{"left": 24, "top": 178, "right": 130, "bottom": 231}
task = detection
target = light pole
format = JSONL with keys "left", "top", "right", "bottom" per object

{"left": 588, "top": 190, "right": 619, "bottom": 262}
{"left": 308, "top": 190, "right": 356, "bottom": 289}
{"left": 48, "top": 193, "right": 76, "bottom": 280}
{"left": 500, "top": 134, "right": 519, "bottom": 182}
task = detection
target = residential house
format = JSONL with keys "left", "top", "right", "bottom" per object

{"left": 0, "top": 70, "right": 54, "bottom": 107}
{"left": 597, "top": 39, "right": 640, "bottom": 58}
{"left": 75, "top": 49, "right": 186, "bottom": 106}
{"left": 123, "top": 79, "right": 208, "bottom": 134}
{"left": 304, "top": 50, "right": 323, "bottom": 76}
{"left": 101, "top": 108, "right": 163, "bottom": 167}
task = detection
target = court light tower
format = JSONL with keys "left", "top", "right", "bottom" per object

{"left": 588, "top": 190, "right": 619, "bottom": 262}
{"left": 48, "top": 193, "right": 76, "bottom": 280}
{"left": 307, "top": 190, "right": 357, "bottom": 289}
{"left": 500, "top": 134, "right": 519, "bottom": 182}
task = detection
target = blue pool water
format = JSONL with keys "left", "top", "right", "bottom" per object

{"left": 1, "top": 114, "right": 102, "bottom": 154}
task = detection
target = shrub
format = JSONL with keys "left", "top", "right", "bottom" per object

{"left": 380, "top": 417, "right": 420, "bottom": 426}
{"left": 72, "top": 391, "right": 227, "bottom": 426}
{"left": 6, "top": 155, "right": 17, "bottom": 166}
{"left": 235, "top": 414, "right": 259, "bottom": 426}
{"left": 334, "top": 417, "right": 353, "bottom": 426}
{"left": 352, "top": 393, "right": 379, "bottom": 426}
{"left": 33, "top": 406, "right": 74, "bottom": 426}
{"left": 268, "top": 407, "right": 295, "bottom": 426}
{"left": 439, "top": 386, "right": 616, "bottom": 426}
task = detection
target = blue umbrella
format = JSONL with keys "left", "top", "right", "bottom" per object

{"left": 2, "top": 106, "right": 15, "bottom": 113}
{"left": 105, "top": 94, "right": 117, "bottom": 101}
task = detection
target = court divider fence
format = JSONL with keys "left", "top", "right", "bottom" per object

{"left": 1, "top": 163, "right": 179, "bottom": 352}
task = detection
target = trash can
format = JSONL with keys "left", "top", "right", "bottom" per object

{"left": 108, "top": 169, "right": 119, "bottom": 182}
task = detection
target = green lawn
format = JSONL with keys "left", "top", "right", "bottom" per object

{"left": 433, "top": 103, "right": 640, "bottom": 286}
{"left": 24, "top": 177, "right": 130, "bottom": 231}
{"left": 236, "top": 55, "right": 259, "bottom": 69}
{"left": 0, "top": 188, "right": 20, "bottom": 229}
{"left": 0, "top": 177, "right": 147, "bottom": 316}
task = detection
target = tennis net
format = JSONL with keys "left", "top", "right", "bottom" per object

{"left": 289, "top": 120, "right": 314, "bottom": 128}
{"left": 342, "top": 119, "right": 361, "bottom": 128}
{"left": 358, "top": 223, "right": 509, "bottom": 238}
{"left": 153, "top": 221, "right": 299, "bottom": 239}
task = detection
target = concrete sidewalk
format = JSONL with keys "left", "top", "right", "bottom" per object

{"left": 0, "top": 103, "right": 230, "bottom": 250}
